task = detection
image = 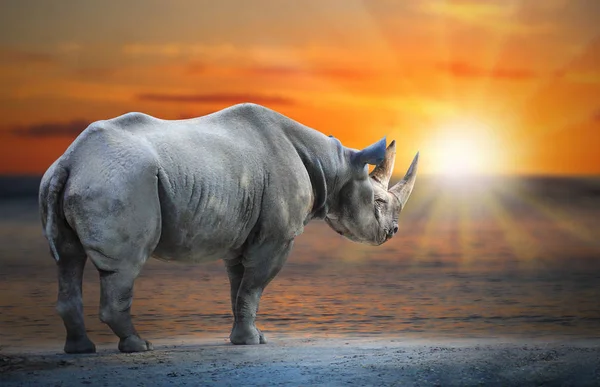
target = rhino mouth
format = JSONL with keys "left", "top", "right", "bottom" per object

{"left": 324, "top": 216, "right": 382, "bottom": 245}
{"left": 324, "top": 216, "right": 352, "bottom": 239}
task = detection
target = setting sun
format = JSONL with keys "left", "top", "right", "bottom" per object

{"left": 426, "top": 120, "right": 503, "bottom": 176}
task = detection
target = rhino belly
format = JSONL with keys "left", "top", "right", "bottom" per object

{"left": 151, "top": 226, "right": 243, "bottom": 263}
{"left": 151, "top": 197, "right": 253, "bottom": 263}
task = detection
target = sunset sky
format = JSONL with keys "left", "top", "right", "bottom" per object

{"left": 1, "top": 0, "right": 599, "bottom": 176}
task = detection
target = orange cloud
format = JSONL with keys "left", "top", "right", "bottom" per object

{"left": 245, "top": 66, "right": 373, "bottom": 81}
{"left": 420, "top": 0, "right": 512, "bottom": 20}
{"left": 561, "top": 71, "right": 600, "bottom": 85}
{"left": 417, "top": 0, "right": 554, "bottom": 35}
{"left": 137, "top": 92, "right": 295, "bottom": 106}
{"left": 437, "top": 62, "right": 536, "bottom": 80}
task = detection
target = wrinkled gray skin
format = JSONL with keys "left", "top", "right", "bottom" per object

{"left": 39, "top": 103, "right": 418, "bottom": 354}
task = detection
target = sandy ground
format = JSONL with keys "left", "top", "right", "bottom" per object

{"left": 1, "top": 337, "right": 599, "bottom": 386}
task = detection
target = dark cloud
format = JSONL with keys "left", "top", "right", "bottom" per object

{"left": 437, "top": 61, "right": 535, "bottom": 80}
{"left": 0, "top": 49, "right": 54, "bottom": 64}
{"left": 247, "top": 66, "right": 372, "bottom": 80}
{"left": 182, "top": 63, "right": 371, "bottom": 80}
{"left": 12, "top": 119, "right": 90, "bottom": 138}
{"left": 137, "top": 92, "right": 295, "bottom": 106}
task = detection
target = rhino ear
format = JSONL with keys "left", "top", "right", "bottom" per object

{"left": 351, "top": 137, "right": 387, "bottom": 168}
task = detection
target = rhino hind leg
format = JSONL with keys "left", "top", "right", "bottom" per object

{"left": 56, "top": 250, "right": 96, "bottom": 354}
{"left": 228, "top": 240, "right": 293, "bottom": 345}
{"left": 64, "top": 165, "right": 162, "bottom": 352}
{"left": 86, "top": 249, "right": 154, "bottom": 353}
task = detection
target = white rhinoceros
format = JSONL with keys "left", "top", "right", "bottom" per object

{"left": 39, "top": 103, "right": 418, "bottom": 353}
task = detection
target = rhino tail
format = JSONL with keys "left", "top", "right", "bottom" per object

{"left": 43, "top": 166, "right": 69, "bottom": 262}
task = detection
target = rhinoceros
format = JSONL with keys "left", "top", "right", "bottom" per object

{"left": 39, "top": 103, "right": 418, "bottom": 353}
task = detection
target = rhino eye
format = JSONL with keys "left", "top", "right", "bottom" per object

{"left": 375, "top": 198, "right": 387, "bottom": 206}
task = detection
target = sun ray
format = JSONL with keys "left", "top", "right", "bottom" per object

{"left": 396, "top": 180, "right": 438, "bottom": 222}
{"left": 468, "top": 0, "right": 521, "bottom": 112}
{"left": 414, "top": 184, "right": 455, "bottom": 267}
{"left": 516, "top": 114, "right": 598, "bottom": 154}
{"left": 396, "top": 178, "right": 440, "bottom": 231}
{"left": 433, "top": 0, "right": 453, "bottom": 103}
{"left": 484, "top": 32, "right": 600, "bottom": 166}
{"left": 457, "top": 189, "right": 476, "bottom": 267}
{"left": 495, "top": 183, "right": 600, "bottom": 249}
{"left": 513, "top": 34, "right": 600, "bottom": 113}
{"left": 503, "top": 34, "right": 600, "bottom": 153}
{"left": 481, "top": 188, "right": 540, "bottom": 267}
{"left": 225, "top": 0, "right": 430, "bottom": 123}
{"left": 359, "top": 1, "right": 451, "bottom": 120}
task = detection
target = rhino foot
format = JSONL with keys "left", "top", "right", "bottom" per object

{"left": 230, "top": 324, "right": 267, "bottom": 345}
{"left": 118, "top": 335, "right": 153, "bottom": 353}
{"left": 258, "top": 329, "right": 266, "bottom": 344}
{"left": 64, "top": 337, "right": 96, "bottom": 354}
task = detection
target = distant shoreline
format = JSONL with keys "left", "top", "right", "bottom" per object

{"left": 0, "top": 176, "right": 41, "bottom": 198}
{"left": 1, "top": 175, "right": 599, "bottom": 199}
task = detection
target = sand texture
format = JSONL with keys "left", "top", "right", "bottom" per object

{"left": 2, "top": 337, "right": 600, "bottom": 386}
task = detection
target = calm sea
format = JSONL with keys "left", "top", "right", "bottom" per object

{"left": 1, "top": 177, "right": 599, "bottom": 350}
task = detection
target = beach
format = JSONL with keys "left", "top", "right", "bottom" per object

{"left": 2, "top": 337, "right": 600, "bottom": 386}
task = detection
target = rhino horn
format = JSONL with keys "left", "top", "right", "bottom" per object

{"left": 390, "top": 151, "right": 419, "bottom": 208}
{"left": 370, "top": 140, "right": 396, "bottom": 188}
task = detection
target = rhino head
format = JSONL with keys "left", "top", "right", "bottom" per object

{"left": 325, "top": 138, "right": 419, "bottom": 246}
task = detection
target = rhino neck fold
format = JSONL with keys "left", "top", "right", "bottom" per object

{"left": 297, "top": 153, "right": 329, "bottom": 221}
{"left": 283, "top": 126, "right": 343, "bottom": 223}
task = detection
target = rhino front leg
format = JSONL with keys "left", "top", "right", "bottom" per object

{"left": 224, "top": 260, "right": 245, "bottom": 322}
{"left": 229, "top": 241, "right": 293, "bottom": 345}
{"left": 225, "top": 259, "right": 266, "bottom": 344}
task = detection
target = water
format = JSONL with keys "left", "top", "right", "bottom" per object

{"left": 1, "top": 177, "right": 599, "bottom": 350}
